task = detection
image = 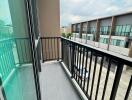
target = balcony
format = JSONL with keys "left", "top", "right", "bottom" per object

{"left": 0, "top": 37, "right": 132, "bottom": 100}
{"left": 39, "top": 37, "right": 132, "bottom": 100}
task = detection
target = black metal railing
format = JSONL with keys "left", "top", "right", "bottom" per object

{"left": 0, "top": 37, "right": 34, "bottom": 81}
{"left": 41, "top": 37, "right": 61, "bottom": 62}
{"left": 61, "top": 37, "right": 132, "bottom": 100}
{"left": 0, "top": 38, "right": 16, "bottom": 81}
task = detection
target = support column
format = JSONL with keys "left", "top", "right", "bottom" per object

{"left": 0, "top": 77, "right": 4, "bottom": 100}
{"left": 86, "top": 21, "right": 90, "bottom": 43}
{"left": 80, "top": 23, "right": 83, "bottom": 38}
{"left": 107, "top": 16, "right": 116, "bottom": 50}
{"left": 74, "top": 24, "right": 77, "bottom": 40}
{"left": 95, "top": 19, "right": 100, "bottom": 42}
{"left": 71, "top": 24, "right": 74, "bottom": 33}
{"left": 128, "top": 42, "right": 132, "bottom": 57}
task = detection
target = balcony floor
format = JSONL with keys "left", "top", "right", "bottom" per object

{"left": 40, "top": 61, "right": 81, "bottom": 100}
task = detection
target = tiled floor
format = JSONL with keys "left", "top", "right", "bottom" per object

{"left": 40, "top": 61, "right": 81, "bottom": 100}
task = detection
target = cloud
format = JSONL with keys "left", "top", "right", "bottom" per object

{"left": 123, "top": 0, "right": 132, "bottom": 6}
{"left": 70, "top": 0, "right": 82, "bottom": 3}
{"left": 106, "top": 6, "right": 120, "bottom": 13}
{"left": 60, "top": 13, "right": 83, "bottom": 26}
{"left": 60, "top": 0, "right": 132, "bottom": 26}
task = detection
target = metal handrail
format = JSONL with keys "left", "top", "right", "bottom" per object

{"left": 61, "top": 37, "right": 132, "bottom": 66}
{"left": 61, "top": 37, "right": 132, "bottom": 100}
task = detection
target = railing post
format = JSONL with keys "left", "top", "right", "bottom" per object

{"left": 57, "top": 38, "right": 60, "bottom": 61}
{"left": 124, "top": 75, "right": 132, "bottom": 100}
{"left": 110, "top": 62, "right": 124, "bottom": 100}
{"left": 61, "top": 38, "right": 64, "bottom": 61}
{"left": 0, "top": 76, "right": 5, "bottom": 100}
{"left": 71, "top": 43, "right": 75, "bottom": 78}
{"left": 40, "top": 38, "right": 44, "bottom": 62}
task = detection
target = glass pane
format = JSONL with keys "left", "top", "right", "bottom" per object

{"left": 0, "top": 0, "right": 37, "bottom": 100}
{"left": 118, "top": 26, "right": 122, "bottom": 35}
{"left": 111, "top": 39, "right": 117, "bottom": 46}
{"left": 116, "top": 40, "right": 121, "bottom": 46}
{"left": 120, "top": 40, "right": 125, "bottom": 47}
{"left": 129, "top": 26, "right": 132, "bottom": 36}
{"left": 122, "top": 26, "right": 126, "bottom": 36}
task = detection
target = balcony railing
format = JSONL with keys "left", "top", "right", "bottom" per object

{"left": 40, "top": 36, "right": 132, "bottom": 100}
{"left": 1, "top": 36, "right": 132, "bottom": 100}
{"left": 40, "top": 37, "right": 61, "bottom": 62}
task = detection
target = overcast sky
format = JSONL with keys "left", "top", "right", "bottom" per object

{"left": 60, "top": 0, "right": 132, "bottom": 26}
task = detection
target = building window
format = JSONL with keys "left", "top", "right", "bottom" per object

{"left": 129, "top": 26, "right": 132, "bottom": 36}
{"left": 88, "top": 27, "right": 96, "bottom": 34}
{"left": 100, "top": 26, "right": 111, "bottom": 35}
{"left": 99, "top": 37, "right": 109, "bottom": 44}
{"left": 116, "top": 40, "right": 121, "bottom": 46}
{"left": 115, "top": 25, "right": 131, "bottom": 36}
{"left": 82, "top": 34, "right": 86, "bottom": 39}
{"left": 111, "top": 39, "right": 116, "bottom": 46}
{"left": 111, "top": 39, "right": 125, "bottom": 47}
{"left": 86, "top": 36, "right": 93, "bottom": 40}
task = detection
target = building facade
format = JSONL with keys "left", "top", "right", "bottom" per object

{"left": 60, "top": 26, "right": 71, "bottom": 34}
{"left": 71, "top": 12, "right": 132, "bottom": 57}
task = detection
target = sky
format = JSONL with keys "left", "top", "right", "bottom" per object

{"left": 60, "top": 0, "right": 132, "bottom": 26}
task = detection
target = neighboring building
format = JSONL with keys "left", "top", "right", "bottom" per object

{"left": 60, "top": 26, "right": 71, "bottom": 34}
{"left": 71, "top": 12, "right": 132, "bottom": 57}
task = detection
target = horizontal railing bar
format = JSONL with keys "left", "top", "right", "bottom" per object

{"left": 40, "top": 37, "right": 60, "bottom": 39}
{"left": 61, "top": 37, "right": 132, "bottom": 67}
{"left": 0, "top": 38, "right": 14, "bottom": 42}
{"left": 61, "top": 37, "right": 132, "bottom": 100}
{"left": 0, "top": 37, "right": 30, "bottom": 42}
{"left": 14, "top": 37, "right": 29, "bottom": 39}
{"left": 43, "top": 58, "right": 60, "bottom": 61}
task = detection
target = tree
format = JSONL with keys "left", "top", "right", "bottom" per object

{"left": 61, "top": 33, "right": 66, "bottom": 37}
{"left": 66, "top": 33, "right": 73, "bottom": 39}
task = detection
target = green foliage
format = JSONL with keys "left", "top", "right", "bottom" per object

{"left": 66, "top": 33, "right": 73, "bottom": 39}
{"left": 61, "top": 33, "right": 73, "bottom": 39}
{"left": 61, "top": 33, "right": 66, "bottom": 37}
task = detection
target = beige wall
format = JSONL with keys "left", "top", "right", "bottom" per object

{"left": 37, "top": 0, "right": 60, "bottom": 37}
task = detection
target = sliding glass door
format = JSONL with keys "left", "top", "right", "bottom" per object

{"left": 0, "top": 0, "right": 41, "bottom": 100}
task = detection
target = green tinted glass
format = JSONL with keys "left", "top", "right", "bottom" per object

{"left": 115, "top": 26, "right": 119, "bottom": 35}
{"left": 111, "top": 39, "right": 117, "bottom": 46}
{"left": 0, "top": 0, "right": 37, "bottom": 100}
{"left": 130, "top": 26, "right": 132, "bottom": 36}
